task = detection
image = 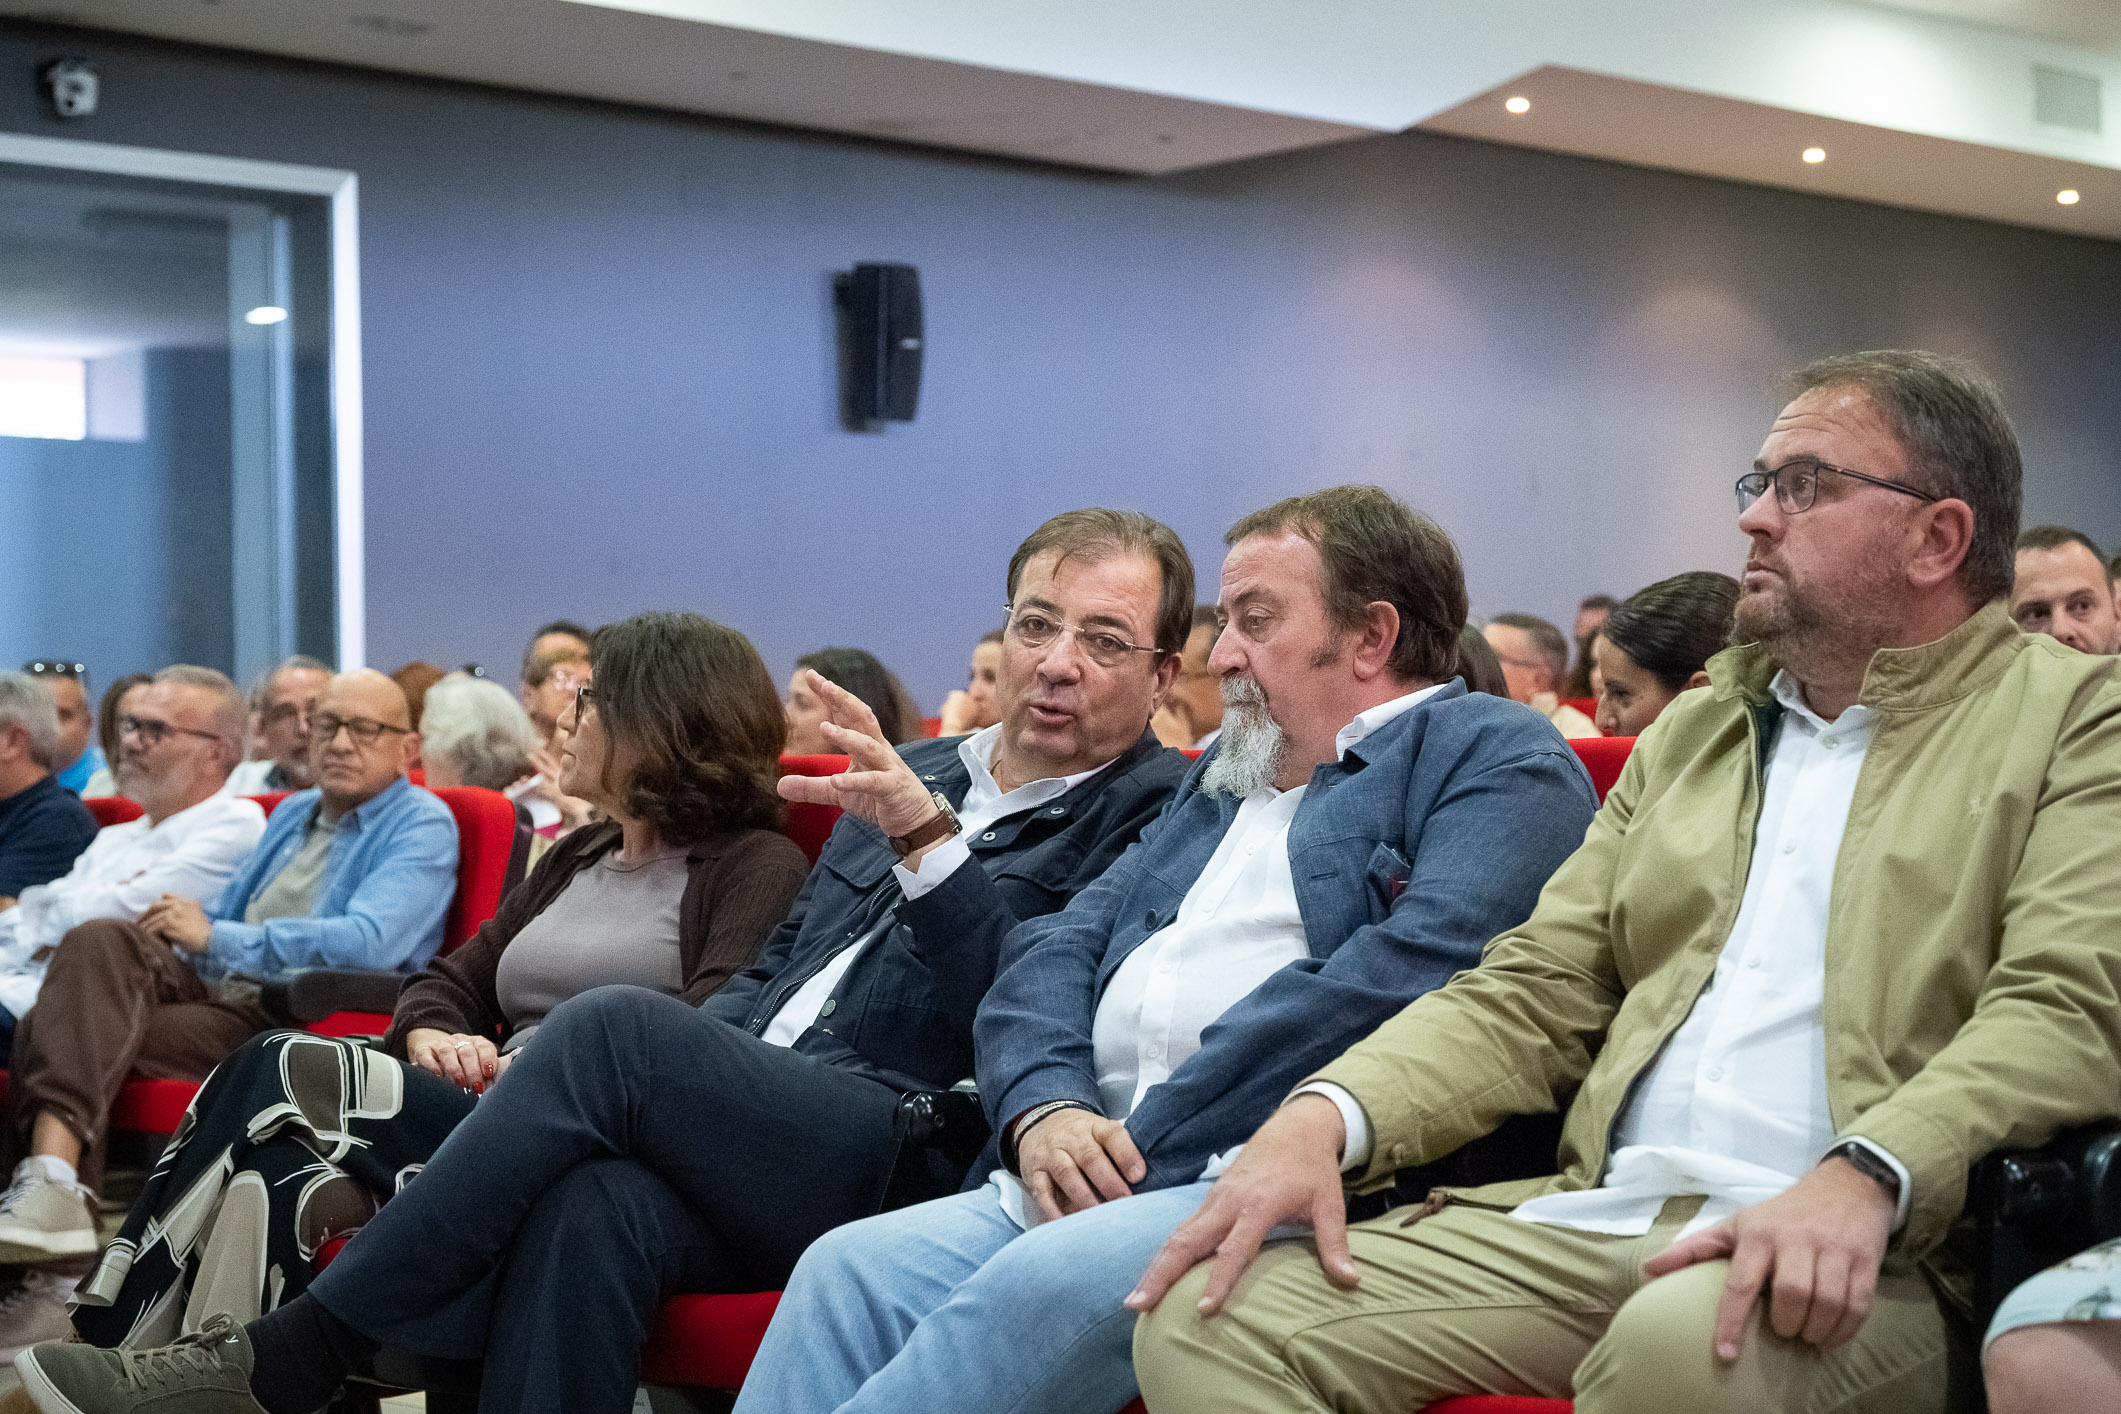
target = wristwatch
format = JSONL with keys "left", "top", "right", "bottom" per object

{"left": 889, "top": 790, "right": 963, "bottom": 859}
{"left": 1824, "top": 1142, "right": 1902, "bottom": 1203}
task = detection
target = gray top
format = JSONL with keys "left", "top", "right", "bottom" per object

{"left": 493, "top": 849, "right": 689, "bottom": 1050}
{"left": 244, "top": 819, "right": 335, "bottom": 925}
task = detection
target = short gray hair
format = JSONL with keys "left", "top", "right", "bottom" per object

{"left": 250, "top": 654, "right": 333, "bottom": 712}
{"left": 420, "top": 673, "right": 538, "bottom": 791}
{"left": 1788, "top": 350, "right": 2022, "bottom": 605}
{"left": 0, "top": 673, "right": 61, "bottom": 768}
{"left": 154, "top": 665, "right": 248, "bottom": 752}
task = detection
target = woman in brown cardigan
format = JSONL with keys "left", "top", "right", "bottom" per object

{"left": 70, "top": 612, "right": 809, "bottom": 1349}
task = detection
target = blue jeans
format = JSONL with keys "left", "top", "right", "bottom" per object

{"left": 734, "top": 1179, "right": 1214, "bottom": 1414}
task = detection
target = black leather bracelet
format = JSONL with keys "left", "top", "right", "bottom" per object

{"left": 1824, "top": 1142, "right": 1902, "bottom": 1203}
{"left": 1002, "top": 1099, "right": 1095, "bottom": 1176}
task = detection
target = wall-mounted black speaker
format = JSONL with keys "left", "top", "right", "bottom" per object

{"left": 835, "top": 263, "right": 922, "bottom": 424}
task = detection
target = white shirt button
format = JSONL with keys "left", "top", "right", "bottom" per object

{"left": 1747, "top": 955, "right": 1762, "bottom": 968}
{"left": 1782, "top": 839, "right": 1797, "bottom": 854}
{"left": 1706, "top": 1066, "right": 1724, "bottom": 1082}
{"left": 1146, "top": 1044, "right": 1162, "bottom": 1060}
{"left": 1823, "top": 737, "right": 1838, "bottom": 750}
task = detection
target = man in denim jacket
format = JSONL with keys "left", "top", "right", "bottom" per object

{"left": 734, "top": 485, "right": 1600, "bottom": 1414}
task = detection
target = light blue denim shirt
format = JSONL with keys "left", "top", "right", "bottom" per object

{"left": 202, "top": 775, "right": 458, "bottom": 980}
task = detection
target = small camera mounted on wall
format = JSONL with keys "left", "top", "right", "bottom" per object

{"left": 39, "top": 59, "right": 99, "bottom": 119}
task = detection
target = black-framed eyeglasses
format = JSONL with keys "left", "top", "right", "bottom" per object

{"left": 1002, "top": 606, "right": 1164, "bottom": 669}
{"left": 22, "top": 660, "right": 84, "bottom": 680}
{"left": 309, "top": 714, "right": 411, "bottom": 747}
{"left": 119, "top": 714, "right": 223, "bottom": 748}
{"left": 1736, "top": 458, "right": 1941, "bottom": 516}
{"left": 574, "top": 684, "right": 597, "bottom": 723}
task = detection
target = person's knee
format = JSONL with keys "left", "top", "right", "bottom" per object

{"left": 45, "top": 917, "right": 143, "bottom": 976}
{"left": 1578, "top": 1263, "right": 1757, "bottom": 1414}
{"left": 1985, "top": 1323, "right": 2121, "bottom": 1414}
{"left": 537, "top": 984, "right": 682, "bottom": 1052}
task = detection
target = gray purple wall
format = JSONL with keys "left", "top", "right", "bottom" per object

{"left": 4, "top": 21, "right": 2117, "bottom": 704}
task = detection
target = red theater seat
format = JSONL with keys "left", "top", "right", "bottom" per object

{"left": 1563, "top": 697, "right": 1598, "bottom": 723}
{"left": 81, "top": 796, "right": 144, "bottom": 829}
{"left": 776, "top": 755, "right": 849, "bottom": 866}
{"left": 1566, "top": 736, "right": 1633, "bottom": 804}
{"left": 921, "top": 716, "right": 942, "bottom": 738}
{"left": 641, "top": 1292, "right": 784, "bottom": 1390}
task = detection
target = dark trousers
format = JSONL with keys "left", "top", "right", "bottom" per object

{"left": 307, "top": 985, "right": 907, "bottom": 1414}
{"left": 4, "top": 918, "right": 271, "bottom": 1191}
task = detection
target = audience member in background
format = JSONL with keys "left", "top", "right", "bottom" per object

{"left": 0, "top": 668, "right": 265, "bottom": 1049}
{"left": 78, "top": 674, "right": 150, "bottom": 799}
{"left": 2009, "top": 525, "right": 2118, "bottom": 656}
{"left": 0, "top": 677, "right": 97, "bottom": 904}
{"left": 47, "top": 508, "right": 1194, "bottom": 1414}
{"left": 938, "top": 630, "right": 1006, "bottom": 736}
{"left": 70, "top": 613, "right": 809, "bottom": 1349}
{"left": 1151, "top": 606, "right": 1226, "bottom": 749}
{"left": 1454, "top": 623, "right": 1510, "bottom": 698}
{"left": 0, "top": 668, "right": 456, "bottom": 1291}
{"left": 1591, "top": 571, "right": 1740, "bottom": 737}
{"left": 511, "top": 643, "right": 594, "bottom": 838}
{"left": 417, "top": 674, "right": 538, "bottom": 794}
{"left": 1128, "top": 350, "right": 2120, "bottom": 1414}
{"left": 1485, "top": 613, "right": 1600, "bottom": 738}
{"left": 785, "top": 647, "right": 918, "bottom": 753}
{"left": 735, "top": 486, "right": 1598, "bottom": 1414}
{"left": 388, "top": 662, "right": 448, "bottom": 757}
{"left": 520, "top": 620, "right": 591, "bottom": 687}
{"left": 20, "top": 663, "right": 98, "bottom": 797}
{"left": 225, "top": 657, "right": 333, "bottom": 796}
{"left": 1564, "top": 594, "right": 1617, "bottom": 698}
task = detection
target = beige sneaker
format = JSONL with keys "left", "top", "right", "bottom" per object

{"left": 0, "top": 1273, "right": 78, "bottom": 1363}
{"left": 0, "top": 1165, "right": 97, "bottom": 1265}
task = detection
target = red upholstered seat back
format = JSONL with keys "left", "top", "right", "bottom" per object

{"left": 82, "top": 796, "right": 143, "bottom": 829}
{"left": 776, "top": 755, "right": 848, "bottom": 866}
{"left": 1563, "top": 696, "right": 1598, "bottom": 721}
{"left": 641, "top": 1292, "right": 784, "bottom": 1389}
{"left": 1566, "top": 736, "right": 1634, "bottom": 804}
{"left": 426, "top": 786, "right": 518, "bottom": 953}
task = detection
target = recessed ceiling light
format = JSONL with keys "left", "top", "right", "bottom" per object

{"left": 1505, "top": 96, "right": 1531, "bottom": 115}
{"left": 2057, "top": 189, "right": 2082, "bottom": 205}
{"left": 1802, "top": 148, "right": 1826, "bottom": 164}
{"left": 244, "top": 306, "right": 288, "bottom": 325}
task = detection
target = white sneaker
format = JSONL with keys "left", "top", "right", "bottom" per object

{"left": 0, "top": 1164, "right": 96, "bottom": 1265}
{"left": 0, "top": 1271, "right": 76, "bottom": 1362}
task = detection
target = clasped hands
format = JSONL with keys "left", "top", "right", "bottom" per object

{"left": 778, "top": 671, "right": 950, "bottom": 861}
{"left": 1125, "top": 1094, "right": 1896, "bottom": 1363}
{"left": 137, "top": 894, "right": 214, "bottom": 953}
{"left": 405, "top": 1027, "right": 517, "bottom": 1094}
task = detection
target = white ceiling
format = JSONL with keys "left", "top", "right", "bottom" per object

{"left": 3, "top": 0, "right": 2117, "bottom": 240}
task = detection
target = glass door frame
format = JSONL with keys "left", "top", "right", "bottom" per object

{"left": 0, "top": 131, "right": 366, "bottom": 669}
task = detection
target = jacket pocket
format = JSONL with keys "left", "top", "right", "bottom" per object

{"left": 1366, "top": 841, "right": 1413, "bottom": 917}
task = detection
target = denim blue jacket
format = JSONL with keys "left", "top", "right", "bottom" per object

{"left": 973, "top": 681, "right": 1599, "bottom": 1190}
{"left": 201, "top": 776, "right": 458, "bottom": 980}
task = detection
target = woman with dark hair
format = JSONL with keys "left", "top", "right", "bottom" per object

{"left": 1454, "top": 624, "right": 1510, "bottom": 699}
{"left": 1591, "top": 571, "right": 1740, "bottom": 737}
{"left": 69, "top": 612, "right": 811, "bottom": 1347}
{"left": 785, "top": 647, "right": 917, "bottom": 752}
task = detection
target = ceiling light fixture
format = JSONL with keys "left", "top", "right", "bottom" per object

{"left": 1505, "top": 96, "right": 1531, "bottom": 115}
{"left": 244, "top": 306, "right": 289, "bottom": 325}
{"left": 1802, "top": 148, "right": 1826, "bottom": 164}
{"left": 2057, "top": 189, "right": 2081, "bottom": 205}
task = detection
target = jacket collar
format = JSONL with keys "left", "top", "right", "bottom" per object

{"left": 1707, "top": 600, "right": 2022, "bottom": 715}
{"left": 1338, "top": 679, "right": 1462, "bottom": 772}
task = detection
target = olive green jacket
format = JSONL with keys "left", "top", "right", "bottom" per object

{"left": 1316, "top": 603, "right": 2121, "bottom": 1282}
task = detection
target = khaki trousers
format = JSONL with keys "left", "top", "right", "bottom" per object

{"left": 1134, "top": 1197, "right": 1959, "bottom": 1414}
{"left": 4, "top": 918, "right": 272, "bottom": 1191}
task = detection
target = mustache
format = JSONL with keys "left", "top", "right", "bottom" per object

{"left": 1220, "top": 674, "right": 1269, "bottom": 710}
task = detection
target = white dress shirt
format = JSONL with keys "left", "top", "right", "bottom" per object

{"left": 996, "top": 685, "right": 1442, "bottom": 1227}
{"left": 758, "top": 725, "right": 1108, "bottom": 1049}
{"left": 0, "top": 793, "right": 268, "bottom": 1018}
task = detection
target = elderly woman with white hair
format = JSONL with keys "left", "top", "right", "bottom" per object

{"left": 417, "top": 673, "right": 540, "bottom": 794}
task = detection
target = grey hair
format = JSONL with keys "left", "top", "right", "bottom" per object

{"left": 154, "top": 665, "right": 249, "bottom": 753}
{"left": 249, "top": 654, "right": 333, "bottom": 712}
{"left": 420, "top": 672, "right": 538, "bottom": 791}
{"left": 0, "top": 672, "right": 62, "bottom": 768}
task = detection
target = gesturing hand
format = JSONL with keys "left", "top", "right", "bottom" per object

{"left": 405, "top": 1028, "right": 501, "bottom": 1093}
{"left": 1127, "top": 1093, "right": 1354, "bottom": 1315}
{"left": 1018, "top": 1107, "right": 1146, "bottom": 1222}
{"left": 777, "top": 672, "right": 945, "bottom": 847}
{"left": 1642, "top": 1153, "right": 1897, "bottom": 1360}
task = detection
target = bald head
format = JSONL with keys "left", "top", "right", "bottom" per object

{"left": 309, "top": 669, "right": 417, "bottom": 815}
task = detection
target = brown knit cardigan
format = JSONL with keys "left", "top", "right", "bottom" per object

{"left": 381, "top": 818, "right": 809, "bottom": 1058}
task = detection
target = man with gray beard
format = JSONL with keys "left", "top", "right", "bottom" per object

{"left": 731, "top": 484, "right": 1599, "bottom": 1414}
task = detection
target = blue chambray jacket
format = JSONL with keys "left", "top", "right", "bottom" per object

{"left": 972, "top": 681, "right": 1599, "bottom": 1191}
{"left": 200, "top": 775, "right": 458, "bottom": 980}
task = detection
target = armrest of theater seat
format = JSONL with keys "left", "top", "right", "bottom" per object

{"left": 259, "top": 967, "right": 407, "bottom": 1026}
{"left": 893, "top": 1080, "right": 989, "bottom": 1169}
{"left": 1968, "top": 1119, "right": 2121, "bottom": 1329}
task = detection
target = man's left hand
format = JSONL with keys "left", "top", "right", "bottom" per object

{"left": 778, "top": 672, "right": 946, "bottom": 848}
{"left": 138, "top": 895, "right": 214, "bottom": 954}
{"left": 1642, "top": 1154, "right": 1896, "bottom": 1360}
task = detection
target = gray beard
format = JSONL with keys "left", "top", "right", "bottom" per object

{"left": 1200, "top": 676, "right": 1287, "bottom": 798}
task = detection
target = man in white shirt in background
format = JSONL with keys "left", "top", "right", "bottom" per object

{"left": 223, "top": 657, "right": 331, "bottom": 797}
{"left": 732, "top": 485, "right": 1598, "bottom": 1414}
{"left": 0, "top": 666, "right": 265, "bottom": 1036}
